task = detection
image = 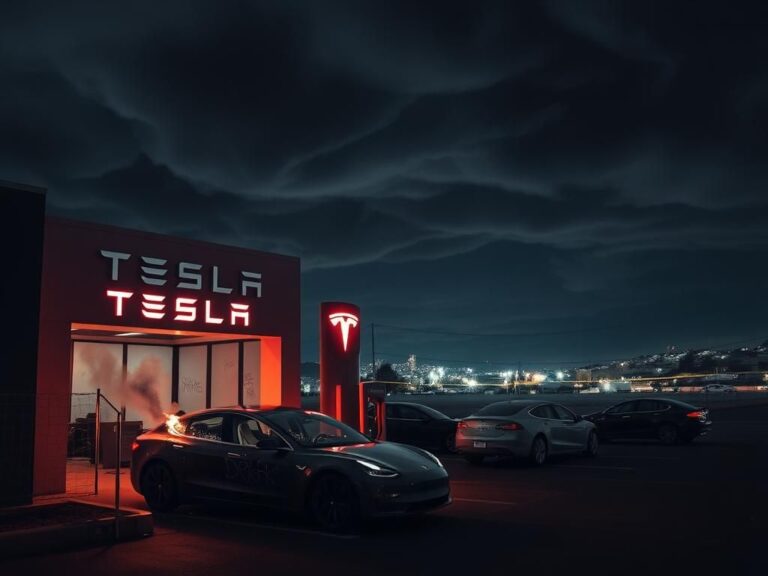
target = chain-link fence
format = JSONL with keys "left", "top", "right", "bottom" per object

{"left": 66, "top": 392, "right": 98, "bottom": 496}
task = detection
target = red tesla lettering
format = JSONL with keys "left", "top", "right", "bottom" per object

{"left": 205, "top": 300, "right": 224, "bottom": 325}
{"left": 175, "top": 297, "right": 197, "bottom": 322}
{"left": 230, "top": 303, "right": 250, "bottom": 326}
{"left": 106, "top": 290, "right": 133, "bottom": 316}
{"left": 142, "top": 294, "right": 166, "bottom": 319}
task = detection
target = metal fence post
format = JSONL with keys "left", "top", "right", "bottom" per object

{"left": 94, "top": 389, "right": 100, "bottom": 496}
{"left": 115, "top": 409, "right": 122, "bottom": 540}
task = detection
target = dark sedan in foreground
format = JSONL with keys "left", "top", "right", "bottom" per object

{"left": 131, "top": 407, "right": 450, "bottom": 531}
{"left": 583, "top": 398, "right": 711, "bottom": 444}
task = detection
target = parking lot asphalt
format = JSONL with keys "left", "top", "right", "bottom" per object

{"left": 2, "top": 400, "right": 766, "bottom": 576}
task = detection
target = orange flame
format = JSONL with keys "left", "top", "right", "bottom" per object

{"left": 165, "top": 413, "right": 182, "bottom": 435}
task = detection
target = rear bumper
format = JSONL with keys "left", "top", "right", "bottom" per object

{"left": 455, "top": 434, "right": 531, "bottom": 458}
{"left": 683, "top": 420, "right": 711, "bottom": 438}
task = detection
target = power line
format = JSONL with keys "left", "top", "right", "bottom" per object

{"left": 372, "top": 350, "right": 616, "bottom": 367}
{"left": 372, "top": 322, "right": 622, "bottom": 339}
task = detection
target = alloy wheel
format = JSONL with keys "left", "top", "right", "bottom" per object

{"left": 312, "top": 474, "right": 359, "bottom": 532}
{"left": 142, "top": 463, "right": 177, "bottom": 512}
{"left": 531, "top": 436, "right": 548, "bottom": 465}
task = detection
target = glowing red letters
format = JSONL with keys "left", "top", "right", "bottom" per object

{"left": 106, "top": 290, "right": 250, "bottom": 327}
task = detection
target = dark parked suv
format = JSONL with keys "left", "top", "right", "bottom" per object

{"left": 583, "top": 398, "right": 711, "bottom": 444}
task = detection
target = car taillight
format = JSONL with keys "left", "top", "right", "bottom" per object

{"left": 687, "top": 411, "right": 706, "bottom": 421}
{"left": 131, "top": 441, "right": 140, "bottom": 452}
{"left": 496, "top": 422, "right": 523, "bottom": 431}
{"left": 458, "top": 421, "right": 470, "bottom": 429}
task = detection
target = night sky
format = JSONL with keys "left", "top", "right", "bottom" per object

{"left": 3, "top": 2, "right": 767, "bottom": 368}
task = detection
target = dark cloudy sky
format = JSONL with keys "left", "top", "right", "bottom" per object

{"left": 3, "top": 1, "right": 767, "bottom": 368}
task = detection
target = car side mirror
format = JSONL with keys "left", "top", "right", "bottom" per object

{"left": 574, "top": 415, "right": 583, "bottom": 422}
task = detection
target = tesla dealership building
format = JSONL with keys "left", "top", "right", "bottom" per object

{"left": 1, "top": 183, "right": 300, "bottom": 503}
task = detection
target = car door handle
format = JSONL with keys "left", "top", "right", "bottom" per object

{"left": 171, "top": 444, "right": 184, "bottom": 449}
{"left": 226, "top": 452, "right": 242, "bottom": 458}
{"left": 621, "top": 415, "right": 631, "bottom": 419}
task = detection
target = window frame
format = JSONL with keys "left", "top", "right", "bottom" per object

{"left": 605, "top": 401, "right": 638, "bottom": 415}
{"left": 551, "top": 404, "right": 578, "bottom": 422}
{"left": 529, "top": 404, "right": 558, "bottom": 420}
{"left": 180, "top": 413, "right": 226, "bottom": 443}
{"left": 230, "top": 413, "right": 294, "bottom": 451}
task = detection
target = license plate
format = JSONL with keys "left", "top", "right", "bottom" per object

{"left": 473, "top": 441, "right": 487, "bottom": 448}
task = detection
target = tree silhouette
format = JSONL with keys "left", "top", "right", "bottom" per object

{"left": 375, "top": 363, "right": 402, "bottom": 383}
{"left": 373, "top": 364, "right": 408, "bottom": 393}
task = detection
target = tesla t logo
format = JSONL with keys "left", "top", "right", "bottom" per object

{"left": 329, "top": 312, "right": 358, "bottom": 352}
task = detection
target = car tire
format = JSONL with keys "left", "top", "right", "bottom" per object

{"left": 443, "top": 433, "right": 457, "bottom": 453}
{"left": 464, "top": 454, "right": 484, "bottom": 465}
{"left": 309, "top": 473, "right": 361, "bottom": 533}
{"left": 529, "top": 435, "right": 548, "bottom": 466}
{"left": 141, "top": 462, "right": 178, "bottom": 512}
{"left": 583, "top": 431, "right": 599, "bottom": 457}
{"left": 657, "top": 423, "right": 679, "bottom": 445}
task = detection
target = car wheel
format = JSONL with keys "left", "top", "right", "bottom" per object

{"left": 529, "top": 435, "right": 548, "bottom": 466}
{"left": 141, "top": 462, "right": 178, "bottom": 512}
{"left": 443, "top": 433, "right": 457, "bottom": 453}
{"left": 464, "top": 454, "right": 484, "bottom": 465}
{"left": 310, "top": 473, "right": 360, "bottom": 533}
{"left": 657, "top": 423, "right": 679, "bottom": 445}
{"left": 583, "top": 431, "right": 599, "bottom": 457}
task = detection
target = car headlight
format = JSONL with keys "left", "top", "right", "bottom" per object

{"left": 422, "top": 450, "right": 444, "bottom": 469}
{"left": 356, "top": 459, "right": 399, "bottom": 478}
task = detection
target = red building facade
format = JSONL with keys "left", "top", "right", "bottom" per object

{"left": 34, "top": 218, "right": 300, "bottom": 495}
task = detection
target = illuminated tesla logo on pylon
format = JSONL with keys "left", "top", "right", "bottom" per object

{"left": 329, "top": 312, "right": 359, "bottom": 352}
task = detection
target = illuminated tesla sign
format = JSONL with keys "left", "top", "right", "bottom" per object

{"left": 329, "top": 312, "right": 358, "bottom": 352}
{"left": 101, "top": 249, "right": 261, "bottom": 327}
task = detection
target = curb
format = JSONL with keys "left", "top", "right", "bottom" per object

{"left": 0, "top": 500, "right": 153, "bottom": 560}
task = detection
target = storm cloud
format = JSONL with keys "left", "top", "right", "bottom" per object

{"left": 3, "top": 1, "right": 767, "bottom": 364}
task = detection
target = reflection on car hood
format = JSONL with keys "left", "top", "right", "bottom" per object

{"left": 317, "top": 441, "right": 442, "bottom": 473}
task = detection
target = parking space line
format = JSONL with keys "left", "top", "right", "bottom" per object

{"left": 551, "top": 464, "right": 635, "bottom": 471}
{"left": 602, "top": 455, "right": 680, "bottom": 461}
{"left": 714, "top": 421, "right": 768, "bottom": 425}
{"left": 166, "top": 514, "right": 359, "bottom": 539}
{"left": 453, "top": 498, "right": 518, "bottom": 506}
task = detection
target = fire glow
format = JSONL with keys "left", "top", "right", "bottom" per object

{"left": 107, "top": 290, "right": 250, "bottom": 326}
{"left": 165, "top": 413, "right": 183, "bottom": 435}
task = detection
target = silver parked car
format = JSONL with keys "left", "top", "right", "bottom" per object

{"left": 456, "top": 400, "right": 598, "bottom": 465}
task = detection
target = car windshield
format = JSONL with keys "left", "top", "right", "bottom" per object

{"left": 261, "top": 411, "right": 370, "bottom": 448}
{"left": 474, "top": 402, "right": 530, "bottom": 416}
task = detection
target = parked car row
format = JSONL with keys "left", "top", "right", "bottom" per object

{"left": 131, "top": 397, "right": 712, "bottom": 532}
